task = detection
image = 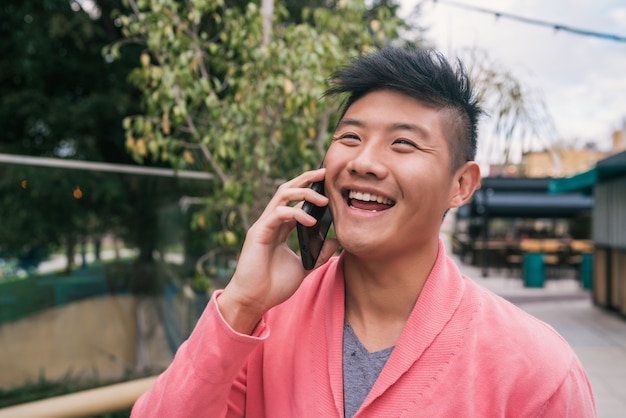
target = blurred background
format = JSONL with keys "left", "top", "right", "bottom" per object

{"left": 1, "top": 0, "right": 625, "bottom": 416}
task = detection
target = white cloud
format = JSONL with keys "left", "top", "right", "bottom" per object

{"left": 398, "top": 0, "right": 626, "bottom": 162}
{"left": 609, "top": 7, "right": 626, "bottom": 26}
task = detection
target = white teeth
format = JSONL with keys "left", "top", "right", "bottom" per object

{"left": 348, "top": 190, "right": 393, "bottom": 205}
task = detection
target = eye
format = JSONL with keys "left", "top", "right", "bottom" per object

{"left": 342, "top": 133, "right": 360, "bottom": 140}
{"left": 393, "top": 138, "right": 418, "bottom": 149}
{"left": 333, "top": 133, "right": 361, "bottom": 145}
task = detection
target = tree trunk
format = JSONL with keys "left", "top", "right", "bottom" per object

{"left": 65, "top": 235, "right": 76, "bottom": 275}
{"left": 261, "top": 0, "right": 273, "bottom": 46}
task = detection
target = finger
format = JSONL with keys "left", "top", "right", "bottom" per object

{"left": 251, "top": 168, "right": 328, "bottom": 240}
{"left": 273, "top": 205, "right": 321, "bottom": 227}
{"left": 264, "top": 181, "right": 329, "bottom": 214}
{"left": 277, "top": 187, "right": 329, "bottom": 208}
{"left": 251, "top": 205, "right": 318, "bottom": 243}
{"left": 279, "top": 167, "right": 326, "bottom": 190}
{"left": 278, "top": 167, "right": 325, "bottom": 190}
{"left": 276, "top": 218, "right": 298, "bottom": 243}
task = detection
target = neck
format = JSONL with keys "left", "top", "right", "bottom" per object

{"left": 342, "top": 238, "right": 440, "bottom": 351}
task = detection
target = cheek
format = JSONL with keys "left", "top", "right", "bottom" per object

{"left": 322, "top": 152, "right": 344, "bottom": 204}
{"left": 322, "top": 146, "right": 349, "bottom": 183}
{"left": 403, "top": 169, "right": 451, "bottom": 203}
{"left": 323, "top": 143, "right": 343, "bottom": 167}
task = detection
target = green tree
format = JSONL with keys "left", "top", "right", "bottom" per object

{"left": 113, "top": 0, "right": 406, "bottom": 255}
{"left": 0, "top": 1, "right": 119, "bottom": 270}
{"left": 0, "top": 0, "right": 178, "bottom": 281}
{"left": 114, "top": 0, "right": 547, "bottom": 284}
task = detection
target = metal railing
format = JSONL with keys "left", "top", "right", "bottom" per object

{"left": 0, "top": 376, "right": 158, "bottom": 418}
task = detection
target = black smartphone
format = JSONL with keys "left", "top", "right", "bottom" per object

{"left": 296, "top": 179, "right": 333, "bottom": 270}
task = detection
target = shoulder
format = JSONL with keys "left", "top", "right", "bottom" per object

{"left": 467, "top": 278, "right": 573, "bottom": 356}
{"left": 462, "top": 277, "right": 579, "bottom": 385}
{"left": 453, "top": 278, "right": 595, "bottom": 414}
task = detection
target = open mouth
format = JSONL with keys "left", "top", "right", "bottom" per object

{"left": 347, "top": 190, "right": 396, "bottom": 212}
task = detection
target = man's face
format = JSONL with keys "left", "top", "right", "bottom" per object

{"left": 324, "top": 89, "right": 461, "bottom": 259}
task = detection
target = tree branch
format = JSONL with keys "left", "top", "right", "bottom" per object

{"left": 316, "top": 108, "right": 332, "bottom": 155}
{"left": 261, "top": 0, "right": 274, "bottom": 46}
{"left": 127, "top": 0, "right": 142, "bottom": 20}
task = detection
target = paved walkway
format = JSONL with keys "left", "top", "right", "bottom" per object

{"left": 451, "top": 253, "right": 626, "bottom": 418}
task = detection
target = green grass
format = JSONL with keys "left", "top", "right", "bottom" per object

{"left": 0, "top": 260, "right": 134, "bottom": 325}
{"left": 0, "top": 372, "right": 135, "bottom": 416}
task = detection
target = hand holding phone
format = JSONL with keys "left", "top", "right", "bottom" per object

{"left": 218, "top": 169, "right": 332, "bottom": 334}
{"left": 296, "top": 179, "right": 333, "bottom": 270}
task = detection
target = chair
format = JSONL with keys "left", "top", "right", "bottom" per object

{"left": 542, "top": 239, "right": 564, "bottom": 278}
{"left": 505, "top": 245, "right": 523, "bottom": 277}
{"left": 567, "top": 240, "right": 594, "bottom": 281}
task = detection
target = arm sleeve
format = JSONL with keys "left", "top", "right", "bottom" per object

{"left": 539, "top": 356, "right": 597, "bottom": 418}
{"left": 130, "top": 290, "right": 269, "bottom": 417}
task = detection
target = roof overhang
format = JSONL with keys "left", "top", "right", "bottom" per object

{"left": 472, "top": 190, "right": 593, "bottom": 218}
{"left": 549, "top": 150, "right": 626, "bottom": 194}
{"left": 548, "top": 168, "right": 596, "bottom": 195}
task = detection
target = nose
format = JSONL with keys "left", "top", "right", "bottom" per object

{"left": 345, "top": 143, "right": 388, "bottom": 179}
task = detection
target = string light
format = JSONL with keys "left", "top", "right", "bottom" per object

{"left": 73, "top": 185, "right": 83, "bottom": 199}
{"left": 431, "top": 0, "right": 626, "bottom": 43}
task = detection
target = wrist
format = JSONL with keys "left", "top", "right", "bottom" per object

{"left": 216, "top": 290, "right": 264, "bottom": 335}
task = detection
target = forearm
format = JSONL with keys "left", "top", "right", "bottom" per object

{"left": 217, "top": 288, "right": 265, "bottom": 335}
{"left": 131, "top": 342, "right": 235, "bottom": 417}
{"left": 131, "top": 291, "right": 269, "bottom": 417}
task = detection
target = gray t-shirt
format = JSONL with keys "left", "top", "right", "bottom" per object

{"left": 343, "top": 321, "right": 394, "bottom": 418}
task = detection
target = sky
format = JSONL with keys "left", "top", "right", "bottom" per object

{"left": 397, "top": 0, "right": 626, "bottom": 164}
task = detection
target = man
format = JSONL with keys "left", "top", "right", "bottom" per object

{"left": 132, "top": 47, "right": 596, "bottom": 417}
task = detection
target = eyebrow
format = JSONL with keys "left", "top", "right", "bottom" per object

{"left": 337, "top": 118, "right": 430, "bottom": 139}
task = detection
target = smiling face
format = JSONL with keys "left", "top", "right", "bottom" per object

{"left": 324, "top": 89, "right": 476, "bottom": 260}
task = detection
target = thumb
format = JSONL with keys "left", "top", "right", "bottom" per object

{"left": 314, "top": 238, "right": 341, "bottom": 269}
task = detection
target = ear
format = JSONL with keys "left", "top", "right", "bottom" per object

{"left": 448, "top": 161, "right": 481, "bottom": 209}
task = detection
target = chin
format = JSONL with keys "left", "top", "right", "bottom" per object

{"left": 337, "top": 236, "right": 382, "bottom": 259}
